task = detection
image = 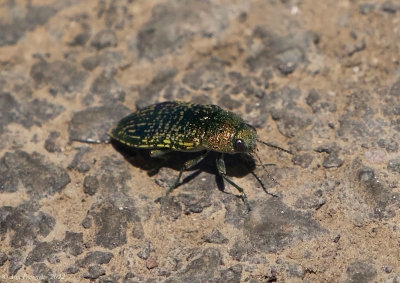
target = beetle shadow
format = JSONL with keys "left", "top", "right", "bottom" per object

{"left": 110, "top": 139, "right": 256, "bottom": 191}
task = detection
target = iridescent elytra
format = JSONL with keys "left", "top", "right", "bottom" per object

{"left": 110, "top": 101, "right": 288, "bottom": 210}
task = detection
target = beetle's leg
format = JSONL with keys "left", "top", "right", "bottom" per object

{"left": 216, "top": 153, "right": 251, "bottom": 211}
{"left": 168, "top": 151, "right": 210, "bottom": 194}
{"left": 146, "top": 150, "right": 173, "bottom": 175}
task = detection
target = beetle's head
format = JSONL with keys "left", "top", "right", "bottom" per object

{"left": 233, "top": 123, "right": 257, "bottom": 153}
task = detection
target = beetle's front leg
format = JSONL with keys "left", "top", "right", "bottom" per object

{"left": 216, "top": 153, "right": 251, "bottom": 211}
{"left": 167, "top": 151, "right": 210, "bottom": 194}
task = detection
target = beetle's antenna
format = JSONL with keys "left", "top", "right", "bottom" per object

{"left": 251, "top": 150, "right": 280, "bottom": 197}
{"left": 257, "top": 139, "right": 293, "bottom": 155}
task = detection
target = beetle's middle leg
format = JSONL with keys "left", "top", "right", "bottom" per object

{"left": 167, "top": 151, "right": 210, "bottom": 194}
{"left": 216, "top": 153, "right": 251, "bottom": 211}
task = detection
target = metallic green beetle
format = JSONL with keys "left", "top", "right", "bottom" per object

{"left": 110, "top": 101, "right": 262, "bottom": 209}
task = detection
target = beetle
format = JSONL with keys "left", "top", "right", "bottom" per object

{"left": 109, "top": 101, "right": 291, "bottom": 210}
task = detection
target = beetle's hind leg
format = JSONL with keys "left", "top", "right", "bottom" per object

{"left": 167, "top": 151, "right": 210, "bottom": 195}
{"left": 216, "top": 153, "right": 251, "bottom": 211}
{"left": 147, "top": 150, "right": 172, "bottom": 176}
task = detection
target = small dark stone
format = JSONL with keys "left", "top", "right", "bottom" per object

{"left": 65, "top": 265, "right": 80, "bottom": 274}
{"left": 288, "top": 263, "right": 305, "bottom": 278}
{"left": 384, "top": 266, "right": 393, "bottom": 273}
{"left": 228, "top": 242, "right": 247, "bottom": 261}
{"left": 254, "top": 89, "right": 266, "bottom": 99}
{"left": 69, "top": 23, "right": 91, "bottom": 46}
{"left": 132, "top": 222, "right": 145, "bottom": 239}
{"left": 191, "top": 95, "right": 213, "bottom": 105}
{"left": 323, "top": 152, "right": 344, "bottom": 168}
{"left": 137, "top": 242, "right": 153, "bottom": 260}
{"left": 70, "top": 31, "right": 91, "bottom": 46}
{"left": 0, "top": 252, "right": 7, "bottom": 266}
{"left": 381, "top": 1, "right": 399, "bottom": 13}
{"left": 176, "top": 193, "right": 212, "bottom": 214}
{"left": 347, "top": 39, "right": 366, "bottom": 56}
{"left": 136, "top": 2, "right": 228, "bottom": 59}
{"left": 0, "top": 4, "right": 56, "bottom": 46}
{"left": 124, "top": 272, "right": 135, "bottom": 280}
{"left": 218, "top": 95, "right": 241, "bottom": 110}
{"left": 244, "top": 198, "right": 326, "bottom": 253}
{"left": 182, "top": 71, "right": 203, "bottom": 90}
{"left": 357, "top": 165, "right": 398, "bottom": 219}
{"left": 158, "top": 196, "right": 182, "bottom": 220}
{"left": 306, "top": 89, "right": 320, "bottom": 106}
{"left": 76, "top": 162, "right": 91, "bottom": 173}
{"left": 81, "top": 51, "right": 124, "bottom": 71}
{"left": 138, "top": 69, "right": 177, "bottom": 104}
{"left": 91, "top": 30, "right": 118, "bottom": 50}
{"left": 230, "top": 77, "right": 253, "bottom": 95}
{"left": 272, "top": 107, "right": 313, "bottom": 138}
{"left": 220, "top": 264, "right": 242, "bottom": 283}
{"left": 0, "top": 92, "right": 22, "bottom": 133}
{"left": 0, "top": 206, "right": 56, "bottom": 248}
{"left": 30, "top": 60, "right": 88, "bottom": 96}
{"left": 181, "top": 60, "right": 226, "bottom": 91}
{"left": 63, "top": 231, "right": 84, "bottom": 256}
{"left": 277, "top": 61, "right": 297, "bottom": 75}
{"left": 8, "top": 250, "right": 23, "bottom": 276}
{"left": 82, "top": 217, "right": 92, "bottom": 229}
{"left": 202, "top": 229, "right": 229, "bottom": 244}
{"left": 99, "top": 274, "right": 121, "bottom": 283}
{"left": 25, "top": 240, "right": 63, "bottom": 265}
{"left": 314, "top": 144, "right": 344, "bottom": 168}
{"left": 68, "top": 147, "right": 92, "bottom": 173}
{"left": 333, "top": 234, "right": 341, "bottom": 243}
{"left": 76, "top": 251, "right": 114, "bottom": 267}
{"left": 84, "top": 265, "right": 106, "bottom": 279}
{"left": 295, "top": 195, "right": 326, "bottom": 210}
{"left": 315, "top": 144, "right": 337, "bottom": 154}
{"left": 292, "top": 153, "right": 313, "bottom": 168}
{"left": 377, "top": 138, "right": 399, "bottom": 152}
{"left": 28, "top": 99, "right": 65, "bottom": 122}
{"left": 388, "top": 158, "right": 400, "bottom": 173}
{"left": 346, "top": 261, "right": 377, "bottom": 282}
{"left": 90, "top": 70, "right": 126, "bottom": 103}
{"left": 82, "top": 55, "right": 101, "bottom": 70}
{"left": 83, "top": 175, "right": 99, "bottom": 195}
{"left": 180, "top": 248, "right": 222, "bottom": 281}
{"left": 47, "top": 254, "right": 60, "bottom": 264}
{"left": 32, "top": 262, "right": 58, "bottom": 283}
{"left": 358, "top": 167, "right": 375, "bottom": 183}
{"left": 44, "top": 131, "right": 61, "bottom": 153}
{"left": 390, "top": 78, "right": 400, "bottom": 97}
{"left": 338, "top": 121, "right": 370, "bottom": 139}
{"left": 311, "top": 102, "right": 337, "bottom": 113}
{"left": 261, "top": 68, "right": 274, "bottom": 86}
{"left": 246, "top": 27, "right": 309, "bottom": 71}
{"left": 228, "top": 72, "right": 243, "bottom": 82}
{"left": 92, "top": 204, "right": 128, "bottom": 249}
{"left": 359, "top": 3, "right": 375, "bottom": 14}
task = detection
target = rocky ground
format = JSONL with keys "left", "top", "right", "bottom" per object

{"left": 0, "top": 0, "right": 400, "bottom": 282}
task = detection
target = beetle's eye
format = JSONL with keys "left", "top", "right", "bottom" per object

{"left": 234, "top": 139, "right": 247, "bottom": 152}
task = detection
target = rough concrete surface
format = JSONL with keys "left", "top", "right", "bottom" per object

{"left": 0, "top": 0, "right": 399, "bottom": 282}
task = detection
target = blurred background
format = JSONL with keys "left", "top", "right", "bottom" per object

{"left": 0, "top": 0, "right": 399, "bottom": 282}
